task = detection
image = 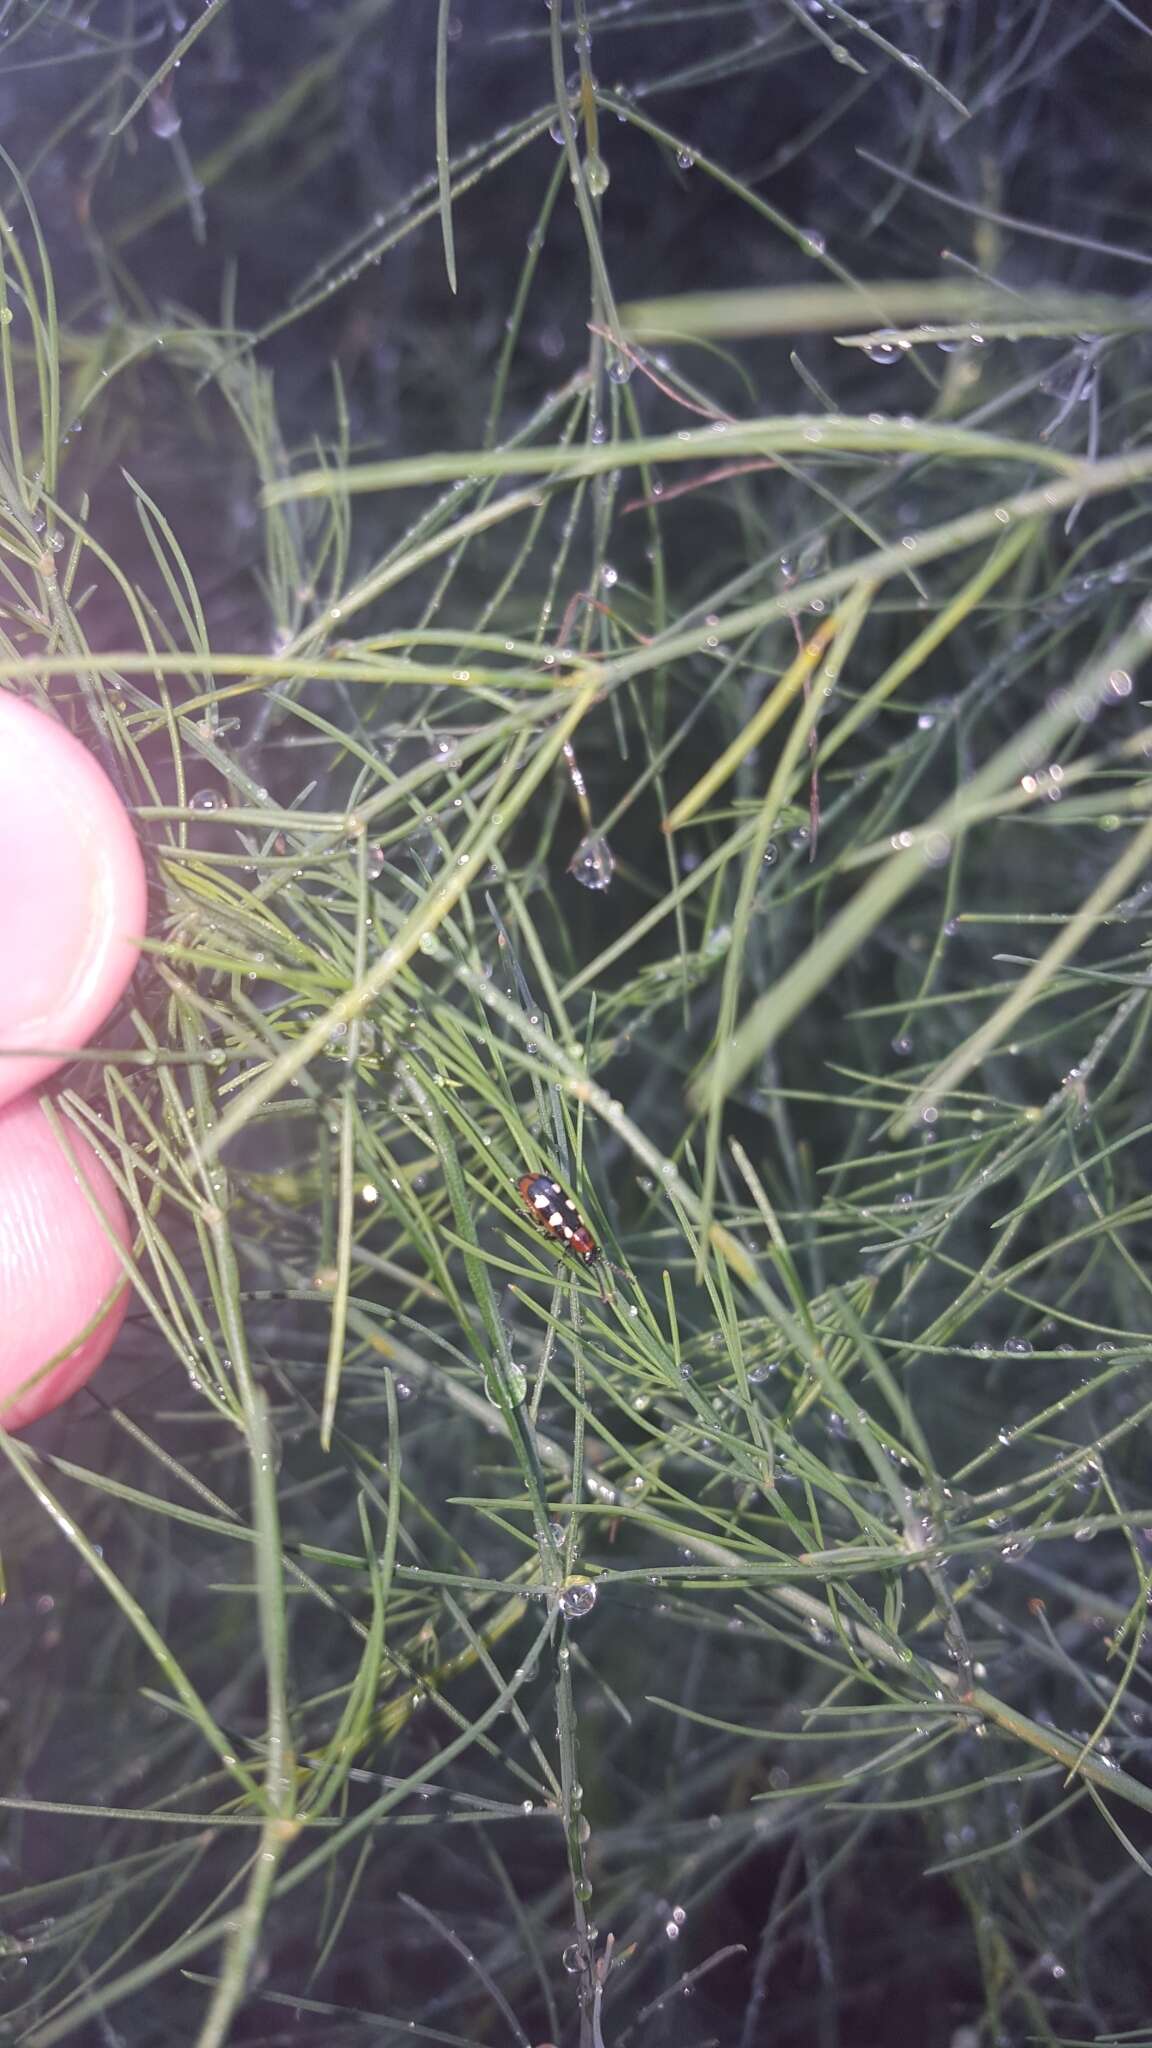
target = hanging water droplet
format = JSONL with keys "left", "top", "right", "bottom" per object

{"left": 865, "top": 341, "right": 906, "bottom": 366}
{"left": 676, "top": 148, "right": 695, "bottom": 170}
{"left": 891, "top": 1033, "right": 914, "bottom": 1057}
{"left": 191, "top": 788, "right": 227, "bottom": 813}
{"left": 561, "top": 1942, "right": 582, "bottom": 1974}
{"left": 584, "top": 152, "right": 610, "bottom": 197}
{"left": 559, "top": 1576, "right": 598, "bottom": 1620}
{"left": 483, "top": 1361, "right": 526, "bottom": 1408}
{"left": 568, "top": 833, "right": 615, "bottom": 890}
{"left": 367, "top": 844, "right": 385, "bottom": 879}
{"left": 149, "top": 92, "right": 182, "bottom": 140}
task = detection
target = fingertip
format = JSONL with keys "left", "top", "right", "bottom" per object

{"left": 0, "top": 694, "right": 147, "bottom": 1107}
{"left": 0, "top": 1094, "right": 132, "bottom": 1432}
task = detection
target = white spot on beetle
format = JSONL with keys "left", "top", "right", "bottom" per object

{"left": 534, "top": 1192, "right": 550, "bottom": 1210}
{"left": 549, "top": 1211, "right": 564, "bottom": 1228}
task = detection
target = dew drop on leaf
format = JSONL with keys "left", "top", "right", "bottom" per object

{"left": 559, "top": 1576, "right": 598, "bottom": 1620}
{"left": 568, "top": 833, "right": 615, "bottom": 890}
{"left": 584, "top": 152, "right": 610, "bottom": 197}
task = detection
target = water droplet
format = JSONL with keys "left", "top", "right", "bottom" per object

{"left": 191, "top": 788, "right": 227, "bottom": 812}
{"left": 149, "top": 94, "right": 182, "bottom": 140}
{"left": 891, "top": 1033, "right": 914, "bottom": 1057}
{"left": 568, "top": 833, "right": 615, "bottom": 890}
{"left": 584, "top": 153, "right": 610, "bottom": 197}
{"left": 798, "top": 227, "right": 826, "bottom": 256}
{"left": 865, "top": 341, "right": 906, "bottom": 366}
{"left": 676, "top": 148, "right": 695, "bottom": 170}
{"left": 559, "top": 1576, "right": 598, "bottom": 1620}
{"left": 561, "top": 1942, "right": 582, "bottom": 1973}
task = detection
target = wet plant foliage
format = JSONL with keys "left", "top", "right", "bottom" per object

{"left": 4, "top": 3, "right": 1152, "bottom": 2043}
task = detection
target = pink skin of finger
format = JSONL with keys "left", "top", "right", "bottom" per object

{"left": 0, "top": 1094, "right": 134, "bottom": 1431}
{"left": 0, "top": 695, "right": 147, "bottom": 1429}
